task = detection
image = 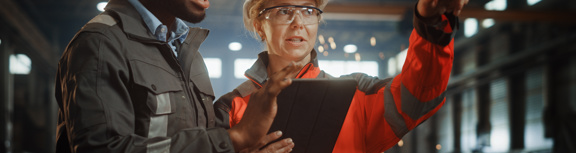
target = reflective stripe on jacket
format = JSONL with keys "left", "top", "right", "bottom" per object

{"left": 55, "top": 0, "right": 234, "bottom": 152}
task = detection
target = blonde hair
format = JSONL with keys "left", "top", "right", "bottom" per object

{"left": 243, "top": 0, "right": 328, "bottom": 40}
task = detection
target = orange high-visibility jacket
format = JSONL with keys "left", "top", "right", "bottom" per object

{"left": 214, "top": 11, "right": 457, "bottom": 153}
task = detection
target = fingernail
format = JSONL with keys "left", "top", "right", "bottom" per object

{"left": 286, "top": 138, "right": 293, "bottom": 143}
{"left": 276, "top": 131, "right": 282, "bottom": 136}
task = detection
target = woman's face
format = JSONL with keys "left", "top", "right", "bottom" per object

{"left": 258, "top": 0, "right": 319, "bottom": 62}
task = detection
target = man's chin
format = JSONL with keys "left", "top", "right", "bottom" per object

{"left": 181, "top": 12, "right": 206, "bottom": 23}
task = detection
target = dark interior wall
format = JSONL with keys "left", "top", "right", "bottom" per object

{"left": 1, "top": 33, "right": 10, "bottom": 153}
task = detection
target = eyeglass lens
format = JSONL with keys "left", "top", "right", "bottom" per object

{"left": 266, "top": 7, "right": 320, "bottom": 25}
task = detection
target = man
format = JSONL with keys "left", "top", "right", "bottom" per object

{"left": 55, "top": 0, "right": 298, "bottom": 152}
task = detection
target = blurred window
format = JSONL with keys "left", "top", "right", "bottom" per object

{"left": 319, "top": 60, "right": 378, "bottom": 77}
{"left": 524, "top": 67, "right": 553, "bottom": 149}
{"left": 461, "top": 88, "right": 478, "bottom": 152}
{"left": 234, "top": 58, "right": 257, "bottom": 79}
{"left": 438, "top": 97, "right": 454, "bottom": 153}
{"left": 204, "top": 58, "right": 222, "bottom": 78}
{"left": 488, "top": 78, "right": 510, "bottom": 152}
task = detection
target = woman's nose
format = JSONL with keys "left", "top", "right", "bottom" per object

{"left": 290, "top": 11, "right": 304, "bottom": 29}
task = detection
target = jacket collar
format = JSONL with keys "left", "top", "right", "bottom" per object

{"left": 245, "top": 50, "right": 320, "bottom": 87}
{"left": 127, "top": 0, "right": 189, "bottom": 43}
{"left": 105, "top": 0, "right": 155, "bottom": 41}
{"left": 104, "top": 0, "right": 208, "bottom": 44}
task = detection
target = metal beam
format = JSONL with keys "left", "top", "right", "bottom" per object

{"left": 0, "top": 0, "right": 57, "bottom": 70}
{"left": 323, "top": 3, "right": 576, "bottom": 23}
{"left": 323, "top": 4, "right": 407, "bottom": 21}
{"left": 460, "top": 8, "right": 576, "bottom": 23}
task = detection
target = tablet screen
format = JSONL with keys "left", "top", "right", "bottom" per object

{"left": 268, "top": 79, "right": 357, "bottom": 152}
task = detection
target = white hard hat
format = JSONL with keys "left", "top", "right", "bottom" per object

{"left": 243, "top": 0, "right": 328, "bottom": 37}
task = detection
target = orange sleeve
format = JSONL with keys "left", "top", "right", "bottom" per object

{"left": 229, "top": 96, "right": 251, "bottom": 127}
{"left": 364, "top": 12, "right": 456, "bottom": 152}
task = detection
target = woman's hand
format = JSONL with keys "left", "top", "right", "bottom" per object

{"left": 228, "top": 63, "right": 302, "bottom": 151}
{"left": 418, "top": 0, "right": 469, "bottom": 17}
{"left": 240, "top": 131, "right": 295, "bottom": 153}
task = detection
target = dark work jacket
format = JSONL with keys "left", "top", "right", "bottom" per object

{"left": 54, "top": 0, "right": 233, "bottom": 152}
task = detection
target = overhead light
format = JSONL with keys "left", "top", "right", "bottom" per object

{"left": 398, "top": 139, "right": 404, "bottom": 147}
{"left": 318, "top": 35, "right": 325, "bottom": 44}
{"left": 354, "top": 53, "right": 361, "bottom": 61}
{"left": 318, "top": 46, "right": 324, "bottom": 53}
{"left": 330, "top": 42, "right": 336, "bottom": 50}
{"left": 97, "top": 2, "right": 108, "bottom": 12}
{"left": 10, "top": 54, "right": 31, "bottom": 75}
{"left": 482, "top": 18, "right": 495, "bottom": 28}
{"left": 527, "top": 0, "right": 541, "bottom": 6}
{"left": 228, "top": 42, "right": 242, "bottom": 51}
{"left": 485, "top": 0, "right": 507, "bottom": 11}
{"left": 343, "top": 44, "right": 357, "bottom": 53}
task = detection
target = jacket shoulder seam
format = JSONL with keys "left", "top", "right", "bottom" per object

{"left": 87, "top": 13, "right": 118, "bottom": 26}
{"left": 236, "top": 80, "right": 258, "bottom": 98}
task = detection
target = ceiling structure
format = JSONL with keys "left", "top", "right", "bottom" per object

{"left": 0, "top": 0, "right": 417, "bottom": 63}
{"left": 2, "top": 0, "right": 575, "bottom": 73}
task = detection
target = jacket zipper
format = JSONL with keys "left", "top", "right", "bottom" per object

{"left": 161, "top": 44, "right": 199, "bottom": 126}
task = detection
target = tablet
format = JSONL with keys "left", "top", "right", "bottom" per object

{"left": 268, "top": 78, "right": 357, "bottom": 153}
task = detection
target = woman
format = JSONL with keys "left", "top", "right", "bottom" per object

{"left": 215, "top": 0, "right": 466, "bottom": 152}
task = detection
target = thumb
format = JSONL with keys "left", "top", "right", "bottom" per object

{"left": 431, "top": 0, "right": 438, "bottom": 8}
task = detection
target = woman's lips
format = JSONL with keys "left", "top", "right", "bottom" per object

{"left": 286, "top": 37, "right": 306, "bottom": 47}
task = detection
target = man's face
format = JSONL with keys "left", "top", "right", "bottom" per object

{"left": 165, "top": 0, "right": 210, "bottom": 23}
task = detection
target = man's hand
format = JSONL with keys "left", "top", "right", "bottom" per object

{"left": 418, "top": 0, "right": 469, "bottom": 17}
{"left": 240, "top": 131, "right": 295, "bottom": 153}
{"left": 228, "top": 63, "right": 302, "bottom": 151}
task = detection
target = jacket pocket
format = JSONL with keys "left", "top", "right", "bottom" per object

{"left": 189, "top": 56, "right": 215, "bottom": 101}
{"left": 189, "top": 62, "right": 217, "bottom": 126}
{"left": 131, "top": 60, "right": 182, "bottom": 115}
{"left": 190, "top": 72, "right": 215, "bottom": 102}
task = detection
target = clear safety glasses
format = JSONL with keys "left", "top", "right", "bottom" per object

{"left": 258, "top": 5, "right": 323, "bottom": 25}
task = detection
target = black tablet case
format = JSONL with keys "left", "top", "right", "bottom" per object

{"left": 267, "top": 79, "right": 357, "bottom": 153}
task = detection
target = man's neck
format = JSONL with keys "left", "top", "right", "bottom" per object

{"left": 139, "top": 0, "right": 175, "bottom": 36}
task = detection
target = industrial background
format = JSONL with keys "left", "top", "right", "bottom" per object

{"left": 1, "top": 0, "right": 575, "bottom": 152}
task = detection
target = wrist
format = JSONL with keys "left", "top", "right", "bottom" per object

{"left": 415, "top": 2, "right": 442, "bottom": 26}
{"left": 227, "top": 128, "right": 246, "bottom": 151}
